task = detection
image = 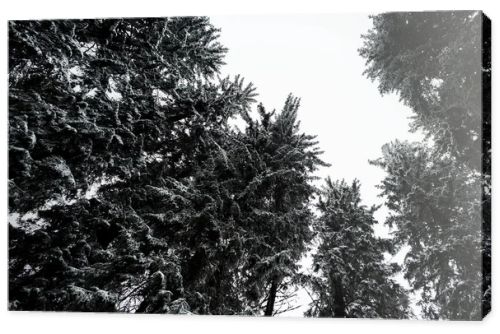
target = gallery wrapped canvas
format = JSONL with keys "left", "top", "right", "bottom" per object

{"left": 8, "top": 11, "right": 491, "bottom": 320}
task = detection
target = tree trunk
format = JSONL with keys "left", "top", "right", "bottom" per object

{"left": 331, "top": 275, "right": 346, "bottom": 318}
{"left": 264, "top": 184, "right": 284, "bottom": 317}
{"left": 264, "top": 278, "right": 279, "bottom": 316}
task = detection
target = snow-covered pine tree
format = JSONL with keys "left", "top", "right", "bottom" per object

{"left": 9, "top": 17, "right": 256, "bottom": 312}
{"left": 359, "top": 11, "right": 490, "bottom": 319}
{"left": 359, "top": 11, "right": 486, "bottom": 170}
{"left": 371, "top": 141, "right": 482, "bottom": 320}
{"left": 232, "top": 96, "right": 328, "bottom": 316}
{"left": 306, "top": 178, "right": 411, "bottom": 318}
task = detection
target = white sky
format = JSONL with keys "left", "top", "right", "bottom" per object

{"left": 210, "top": 14, "right": 424, "bottom": 317}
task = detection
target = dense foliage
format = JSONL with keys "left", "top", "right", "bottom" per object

{"left": 371, "top": 141, "right": 482, "bottom": 319}
{"left": 9, "top": 12, "right": 487, "bottom": 319}
{"left": 306, "top": 179, "right": 411, "bottom": 318}
{"left": 8, "top": 17, "right": 330, "bottom": 315}
{"left": 360, "top": 11, "right": 490, "bottom": 319}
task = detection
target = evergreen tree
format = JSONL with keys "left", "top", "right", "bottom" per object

{"left": 371, "top": 141, "right": 482, "bottom": 320}
{"left": 359, "top": 11, "right": 490, "bottom": 318}
{"left": 306, "top": 178, "right": 411, "bottom": 318}
{"left": 233, "top": 97, "right": 328, "bottom": 315}
{"left": 8, "top": 17, "right": 326, "bottom": 316}
{"left": 359, "top": 11, "right": 486, "bottom": 169}
{"left": 9, "top": 17, "right": 256, "bottom": 312}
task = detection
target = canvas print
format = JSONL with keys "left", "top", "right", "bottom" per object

{"left": 8, "top": 11, "right": 491, "bottom": 320}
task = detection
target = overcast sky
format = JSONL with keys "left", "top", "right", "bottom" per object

{"left": 210, "top": 14, "right": 424, "bottom": 316}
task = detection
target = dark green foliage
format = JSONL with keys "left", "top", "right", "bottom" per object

{"left": 306, "top": 179, "right": 411, "bottom": 319}
{"left": 9, "top": 17, "right": 229, "bottom": 213}
{"left": 8, "top": 17, "right": 328, "bottom": 316}
{"left": 234, "top": 97, "right": 328, "bottom": 315}
{"left": 8, "top": 17, "right": 256, "bottom": 313}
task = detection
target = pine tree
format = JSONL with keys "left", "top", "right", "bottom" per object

{"left": 232, "top": 96, "right": 328, "bottom": 316}
{"left": 9, "top": 17, "right": 329, "bottom": 316}
{"left": 8, "top": 17, "right": 256, "bottom": 312}
{"left": 359, "top": 11, "right": 490, "bottom": 318}
{"left": 371, "top": 141, "right": 482, "bottom": 320}
{"left": 359, "top": 11, "right": 486, "bottom": 169}
{"left": 306, "top": 178, "right": 411, "bottom": 318}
